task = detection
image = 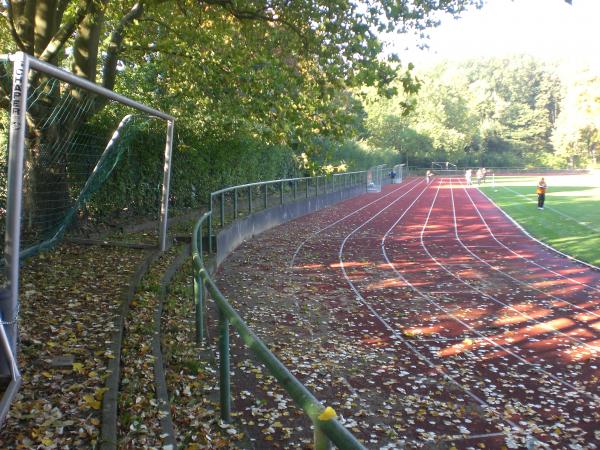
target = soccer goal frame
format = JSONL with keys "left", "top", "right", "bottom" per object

{"left": 1, "top": 52, "right": 175, "bottom": 423}
{"left": 392, "top": 163, "right": 405, "bottom": 183}
{"left": 366, "top": 164, "right": 386, "bottom": 192}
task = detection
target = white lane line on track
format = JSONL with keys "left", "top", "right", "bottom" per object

{"left": 408, "top": 234, "right": 525, "bottom": 239}
{"left": 381, "top": 179, "right": 598, "bottom": 404}
{"left": 452, "top": 180, "right": 600, "bottom": 320}
{"left": 435, "top": 179, "right": 600, "bottom": 353}
{"left": 467, "top": 184, "right": 600, "bottom": 290}
{"left": 477, "top": 186, "right": 600, "bottom": 274}
{"left": 289, "top": 178, "right": 423, "bottom": 269}
{"left": 444, "top": 432, "right": 507, "bottom": 442}
{"left": 336, "top": 179, "right": 528, "bottom": 440}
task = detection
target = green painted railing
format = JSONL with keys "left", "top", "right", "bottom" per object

{"left": 191, "top": 172, "right": 368, "bottom": 449}
{"left": 207, "top": 171, "right": 367, "bottom": 253}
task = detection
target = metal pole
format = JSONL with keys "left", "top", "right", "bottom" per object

{"left": 293, "top": 180, "right": 297, "bottom": 199}
{"left": 316, "top": 177, "right": 319, "bottom": 196}
{"left": 264, "top": 184, "right": 268, "bottom": 209}
{"left": 220, "top": 192, "right": 225, "bottom": 227}
{"left": 208, "top": 194, "right": 213, "bottom": 254}
{"left": 219, "top": 308, "right": 231, "bottom": 422}
{"left": 159, "top": 120, "right": 175, "bottom": 251}
{"left": 233, "top": 189, "right": 238, "bottom": 219}
{"left": 3, "top": 52, "right": 29, "bottom": 375}
{"left": 280, "top": 181, "right": 284, "bottom": 205}
{"left": 194, "top": 272, "right": 204, "bottom": 345}
{"left": 25, "top": 55, "right": 173, "bottom": 121}
{"left": 248, "top": 186, "right": 253, "bottom": 213}
{"left": 315, "top": 425, "right": 332, "bottom": 450}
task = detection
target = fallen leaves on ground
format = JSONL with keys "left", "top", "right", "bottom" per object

{"left": 0, "top": 243, "right": 145, "bottom": 448}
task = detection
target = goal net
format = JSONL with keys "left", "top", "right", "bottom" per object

{"left": 392, "top": 164, "right": 405, "bottom": 183}
{"left": 0, "top": 52, "right": 174, "bottom": 421}
{"left": 366, "top": 164, "right": 386, "bottom": 192}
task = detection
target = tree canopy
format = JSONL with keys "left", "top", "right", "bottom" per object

{"left": 354, "top": 54, "right": 599, "bottom": 169}
{"left": 0, "top": 0, "right": 485, "bottom": 142}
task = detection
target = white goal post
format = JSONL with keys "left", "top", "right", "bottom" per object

{"left": 0, "top": 52, "right": 175, "bottom": 424}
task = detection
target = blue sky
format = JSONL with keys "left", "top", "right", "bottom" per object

{"left": 386, "top": 0, "right": 600, "bottom": 70}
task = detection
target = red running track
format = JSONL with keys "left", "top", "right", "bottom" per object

{"left": 290, "top": 176, "right": 600, "bottom": 449}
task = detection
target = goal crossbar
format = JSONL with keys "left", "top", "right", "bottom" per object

{"left": 1, "top": 52, "right": 175, "bottom": 424}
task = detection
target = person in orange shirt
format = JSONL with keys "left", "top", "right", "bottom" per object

{"left": 537, "top": 177, "right": 547, "bottom": 209}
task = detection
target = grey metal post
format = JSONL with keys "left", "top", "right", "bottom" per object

{"left": 159, "top": 120, "right": 175, "bottom": 251}
{"left": 3, "top": 52, "right": 30, "bottom": 375}
{"left": 264, "top": 184, "right": 268, "bottom": 209}
{"left": 314, "top": 424, "right": 332, "bottom": 450}
{"left": 233, "top": 189, "right": 238, "bottom": 219}
{"left": 280, "top": 181, "right": 284, "bottom": 205}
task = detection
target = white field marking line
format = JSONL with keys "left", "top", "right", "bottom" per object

{"left": 475, "top": 186, "right": 600, "bottom": 286}
{"left": 289, "top": 178, "right": 424, "bottom": 269}
{"left": 420, "top": 178, "right": 600, "bottom": 356}
{"left": 446, "top": 180, "right": 600, "bottom": 353}
{"left": 502, "top": 185, "right": 600, "bottom": 235}
{"left": 406, "top": 234, "right": 524, "bottom": 239}
{"left": 336, "top": 179, "right": 527, "bottom": 439}
{"left": 459, "top": 181, "right": 600, "bottom": 317}
{"left": 452, "top": 180, "right": 600, "bottom": 323}
{"left": 382, "top": 178, "right": 597, "bottom": 404}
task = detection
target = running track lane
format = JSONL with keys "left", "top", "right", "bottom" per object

{"left": 295, "top": 177, "right": 600, "bottom": 448}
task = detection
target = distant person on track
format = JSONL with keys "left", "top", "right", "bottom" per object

{"left": 465, "top": 168, "right": 472, "bottom": 186}
{"left": 482, "top": 167, "right": 487, "bottom": 183}
{"left": 537, "top": 177, "right": 547, "bottom": 210}
{"left": 389, "top": 170, "right": 396, "bottom": 184}
{"left": 476, "top": 168, "right": 483, "bottom": 185}
{"left": 426, "top": 170, "right": 433, "bottom": 184}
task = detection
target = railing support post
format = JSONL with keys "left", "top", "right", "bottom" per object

{"left": 293, "top": 180, "right": 297, "bottom": 199}
{"left": 220, "top": 192, "right": 225, "bottom": 227}
{"left": 194, "top": 273, "right": 204, "bottom": 345}
{"left": 218, "top": 308, "right": 231, "bottom": 422}
{"left": 208, "top": 194, "right": 213, "bottom": 254}
{"left": 314, "top": 424, "right": 332, "bottom": 450}
{"left": 248, "top": 186, "right": 253, "bottom": 213}
{"left": 306, "top": 179, "right": 309, "bottom": 198}
{"left": 280, "top": 181, "right": 284, "bottom": 205}
{"left": 233, "top": 189, "right": 238, "bottom": 219}
{"left": 264, "top": 184, "right": 268, "bottom": 209}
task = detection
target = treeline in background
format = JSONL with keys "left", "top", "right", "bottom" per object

{"left": 0, "top": 1, "right": 598, "bottom": 227}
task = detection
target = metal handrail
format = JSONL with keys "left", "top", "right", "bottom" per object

{"left": 210, "top": 171, "right": 367, "bottom": 197}
{"left": 191, "top": 169, "right": 370, "bottom": 448}
{"left": 207, "top": 171, "right": 368, "bottom": 252}
{"left": 191, "top": 211, "right": 365, "bottom": 449}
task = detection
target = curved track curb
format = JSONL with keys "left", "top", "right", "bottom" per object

{"left": 152, "top": 244, "right": 191, "bottom": 447}
{"left": 477, "top": 188, "right": 600, "bottom": 272}
{"left": 100, "top": 248, "right": 163, "bottom": 450}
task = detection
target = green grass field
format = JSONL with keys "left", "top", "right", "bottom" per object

{"left": 479, "top": 174, "right": 600, "bottom": 267}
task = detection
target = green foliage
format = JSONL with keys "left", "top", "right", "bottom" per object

{"left": 359, "top": 55, "right": 567, "bottom": 168}
{"left": 481, "top": 177, "right": 600, "bottom": 266}
{"left": 84, "top": 113, "right": 298, "bottom": 223}
{"left": 551, "top": 69, "right": 600, "bottom": 168}
{"left": 315, "top": 139, "right": 401, "bottom": 172}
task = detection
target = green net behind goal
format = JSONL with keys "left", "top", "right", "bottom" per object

{"left": 0, "top": 59, "right": 172, "bottom": 273}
